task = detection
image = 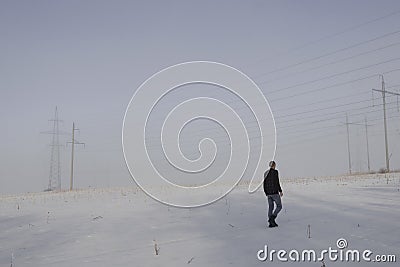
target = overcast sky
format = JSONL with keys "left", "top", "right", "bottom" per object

{"left": 1, "top": 0, "right": 400, "bottom": 194}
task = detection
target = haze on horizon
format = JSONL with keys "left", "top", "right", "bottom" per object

{"left": 1, "top": 0, "right": 400, "bottom": 194}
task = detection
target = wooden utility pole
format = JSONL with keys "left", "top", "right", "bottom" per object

{"left": 382, "top": 76, "right": 389, "bottom": 172}
{"left": 345, "top": 114, "right": 352, "bottom": 175}
{"left": 68, "top": 122, "right": 85, "bottom": 191}
{"left": 344, "top": 116, "right": 372, "bottom": 174}
{"left": 372, "top": 75, "right": 400, "bottom": 172}
{"left": 365, "top": 117, "right": 371, "bottom": 173}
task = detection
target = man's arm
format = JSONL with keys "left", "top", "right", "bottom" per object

{"left": 263, "top": 171, "right": 269, "bottom": 195}
{"left": 276, "top": 170, "right": 283, "bottom": 196}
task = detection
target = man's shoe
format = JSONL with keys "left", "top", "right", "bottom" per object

{"left": 268, "top": 216, "right": 277, "bottom": 227}
{"left": 270, "top": 215, "right": 278, "bottom": 227}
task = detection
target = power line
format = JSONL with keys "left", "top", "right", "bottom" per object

{"left": 143, "top": 98, "right": 400, "bottom": 146}
{"left": 142, "top": 68, "right": 400, "bottom": 147}
{"left": 254, "top": 28, "right": 400, "bottom": 78}
{"left": 279, "top": 105, "right": 399, "bottom": 137}
{"left": 386, "top": 83, "right": 400, "bottom": 89}
{"left": 151, "top": 69, "right": 397, "bottom": 120}
{"left": 277, "top": 130, "right": 346, "bottom": 149}
{"left": 263, "top": 113, "right": 400, "bottom": 146}
{"left": 249, "top": 9, "right": 400, "bottom": 70}
{"left": 274, "top": 105, "right": 399, "bottom": 138}
{"left": 275, "top": 98, "right": 375, "bottom": 119}
{"left": 273, "top": 91, "right": 370, "bottom": 113}
{"left": 271, "top": 67, "right": 400, "bottom": 102}
{"left": 261, "top": 41, "right": 400, "bottom": 85}
{"left": 272, "top": 74, "right": 377, "bottom": 101}
{"left": 267, "top": 57, "right": 400, "bottom": 94}
{"left": 282, "top": 112, "right": 400, "bottom": 141}
{"left": 278, "top": 101, "right": 400, "bottom": 130}
{"left": 144, "top": 112, "right": 400, "bottom": 159}
{"left": 172, "top": 112, "right": 400, "bottom": 164}
{"left": 276, "top": 98, "right": 398, "bottom": 125}
{"left": 146, "top": 69, "right": 400, "bottom": 124}
{"left": 277, "top": 114, "right": 400, "bottom": 149}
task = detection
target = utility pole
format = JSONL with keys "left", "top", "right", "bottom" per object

{"left": 365, "top": 117, "right": 371, "bottom": 173}
{"left": 68, "top": 122, "right": 85, "bottom": 191}
{"left": 345, "top": 114, "right": 352, "bottom": 175}
{"left": 70, "top": 122, "right": 75, "bottom": 191}
{"left": 381, "top": 75, "right": 389, "bottom": 173}
{"left": 372, "top": 75, "right": 400, "bottom": 172}
{"left": 343, "top": 116, "right": 372, "bottom": 174}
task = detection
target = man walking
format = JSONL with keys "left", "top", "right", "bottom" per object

{"left": 263, "top": 161, "right": 283, "bottom": 228}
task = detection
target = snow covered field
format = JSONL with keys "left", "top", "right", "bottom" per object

{"left": 1, "top": 173, "right": 399, "bottom": 267}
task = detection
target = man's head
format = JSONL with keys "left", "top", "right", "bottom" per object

{"left": 269, "top": 160, "right": 276, "bottom": 169}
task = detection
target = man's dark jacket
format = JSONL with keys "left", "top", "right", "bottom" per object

{"left": 263, "top": 168, "right": 282, "bottom": 195}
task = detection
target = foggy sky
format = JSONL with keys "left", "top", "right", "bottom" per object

{"left": 1, "top": 0, "right": 400, "bottom": 194}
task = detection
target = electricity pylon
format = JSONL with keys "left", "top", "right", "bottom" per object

{"left": 42, "top": 107, "right": 62, "bottom": 191}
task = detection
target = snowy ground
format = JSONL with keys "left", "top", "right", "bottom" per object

{"left": 1, "top": 173, "right": 399, "bottom": 267}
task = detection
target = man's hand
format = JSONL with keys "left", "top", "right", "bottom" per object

{"left": 279, "top": 192, "right": 283, "bottom": 197}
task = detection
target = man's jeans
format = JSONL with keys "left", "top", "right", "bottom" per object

{"left": 267, "top": 194, "right": 282, "bottom": 218}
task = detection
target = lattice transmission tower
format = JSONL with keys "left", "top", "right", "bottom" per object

{"left": 43, "top": 106, "right": 63, "bottom": 191}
